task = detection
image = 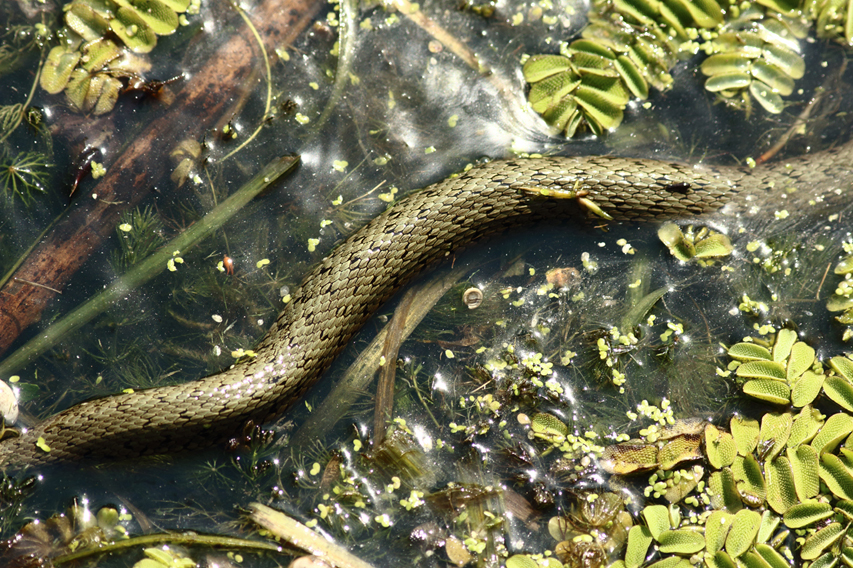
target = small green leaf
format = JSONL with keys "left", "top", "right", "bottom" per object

{"left": 625, "top": 525, "right": 653, "bottom": 568}
{"left": 765, "top": 457, "right": 797, "bottom": 514}
{"left": 705, "top": 424, "right": 737, "bottom": 469}
{"left": 830, "top": 356, "right": 853, "bottom": 381}
{"left": 506, "top": 555, "right": 539, "bottom": 568}
{"left": 614, "top": 55, "right": 648, "bottom": 99}
{"left": 749, "top": 80, "right": 784, "bottom": 114}
{"left": 823, "top": 374, "right": 853, "bottom": 412}
{"left": 705, "top": 551, "right": 737, "bottom": 568}
{"left": 40, "top": 47, "right": 81, "bottom": 95}
{"left": 643, "top": 504, "right": 671, "bottom": 540}
{"left": 788, "top": 445, "right": 820, "bottom": 500}
{"left": 529, "top": 71, "right": 581, "bottom": 113}
{"left": 732, "top": 454, "right": 766, "bottom": 506}
{"left": 783, "top": 499, "right": 833, "bottom": 528}
{"left": 124, "top": 0, "right": 180, "bottom": 35}
{"left": 800, "top": 522, "right": 843, "bottom": 560}
{"left": 709, "top": 468, "right": 743, "bottom": 513}
{"left": 725, "top": 509, "right": 761, "bottom": 558}
{"left": 694, "top": 233, "right": 733, "bottom": 258}
{"left": 772, "top": 329, "right": 798, "bottom": 362}
{"left": 742, "top": 379, "right": 790, "bottom": 405}
{"left": 523, "top": 54, "right": 573, "bottom": 83}
{"left": 731, "top": 416, "right": 760, "bottom": 456}
{"left": 788, "top": 405, "right": 824, "bottom": 448}
{"left": 759, "top": 412, "right": 792, "bottom": 460}
{"left": 791, "top": 371, "right": 824, "bottom": 408}
{"left": 111, "top": 7, "right": 158, "bottom": 53}
{"left": 811, "top": 412, "right": 853, "bottom": 454}
{"left": 704, "top": 510, "right": 734, "bottom": 554}
{"left": 657, "top": 529, "right": 705, "bottom": 554}
{"left": 705, "top": 72, "right": 751, "bottom": 92}
{"left": 36, "top": 436, "right": 50, "bottom": 452}
{"left": 728, "top": 342, "right": 772, "bottom": 362}
{"left": 819, "top": 453, "right": 853, "bottom": 500}
{"left": 835, "top": 256, "right": 853, "bottom": 275}
{"left": 737, "top": 360, "right": 787, "bottom": 381}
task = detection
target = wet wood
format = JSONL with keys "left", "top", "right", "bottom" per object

{"left": 0, "top": 0, "right": 322, "bottom": 356}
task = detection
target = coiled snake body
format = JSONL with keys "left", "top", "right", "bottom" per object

{"left": 2, "top": 146, "right": 852, "bottom": 466}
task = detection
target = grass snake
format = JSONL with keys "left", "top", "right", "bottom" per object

{"left": 1, "top": 145, "right": 852, "bottom": 466}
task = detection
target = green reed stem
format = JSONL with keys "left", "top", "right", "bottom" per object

{"left": 53, "top": 531, "right": 285, "bottom": 565}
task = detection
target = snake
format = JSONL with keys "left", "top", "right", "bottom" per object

{"left": 1, "top": 143, "right": 852, "bottom": 467}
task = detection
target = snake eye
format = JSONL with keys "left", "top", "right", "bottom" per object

{"left": 665, "top": 182, "right": 691, "bottom": 193}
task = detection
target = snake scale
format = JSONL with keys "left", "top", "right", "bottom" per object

{"left": 1, "top": 144, "right": 852, "bottom": 466}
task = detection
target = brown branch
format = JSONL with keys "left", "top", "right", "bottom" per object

{"left": 0, "top": 0, "right": 322, "bottom": 356}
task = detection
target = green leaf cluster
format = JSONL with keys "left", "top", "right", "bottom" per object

{"left": 602, "top": 325, "right": 853, "bottom": 567}
{"left": 40, "top": 0, "right": 192, "bottom": 115}
{"left": 524, "top": 0, "right": 853, "bottom": 136}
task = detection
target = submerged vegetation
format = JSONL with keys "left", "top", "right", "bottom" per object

{"left": 0, "top": 149, "right": 50, "bottom": 205}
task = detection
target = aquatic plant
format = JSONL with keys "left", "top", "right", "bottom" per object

{"left": 524, "top": 0, "right": 849, "bottom": 136}
{"left": 0, "top": 24, "right": 42, "bottom": 79}
{"left": 111, "top": 205, "right": 165, "bottom": 272}
{"left": 39, "top": 0, "right": 195, "bottom": 115}
{"left": 826, "top": 247, "right": 853, "bottom": 340}
{"left": 0, "top": 149, "right": 50, "bottom": 204}
{"left": 581, "top": 326, "right": 853, "bottom": 567}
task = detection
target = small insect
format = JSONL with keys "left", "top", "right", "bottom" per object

{"left": 223, "top": 255, "right": 234, "bottom": 275}
{"left": 123, "top": 74, "right": 183, "bottom": 105}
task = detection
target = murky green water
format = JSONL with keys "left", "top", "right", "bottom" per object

{"left": 1, "top": 0, "right": 853, "bottom": 566}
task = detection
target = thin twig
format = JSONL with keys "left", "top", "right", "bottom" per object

{"left": 315, "top": 0, "right": 358, "bottom": 129}
{"left": 12, "top": 278, "right": 61, "bottom": 294}
{"left": 220, "top": 1, "right": 274, "bottom": 162}
{"left": 816, "top": 262, "right": 833, "bottom": 300}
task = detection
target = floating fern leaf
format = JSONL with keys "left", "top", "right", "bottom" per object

{"left": 39, "top": 0, "right": 193, "bottom": 115}
{"left": 525, "top": 0, "right": 849, "bottom": 136}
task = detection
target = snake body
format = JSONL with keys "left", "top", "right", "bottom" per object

{"left": 2, "top": 145, "right": 852, "bottom": 466}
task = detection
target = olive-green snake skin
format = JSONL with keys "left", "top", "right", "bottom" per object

{"left": 1, "top": 145, "right": 852, "bottom": 466}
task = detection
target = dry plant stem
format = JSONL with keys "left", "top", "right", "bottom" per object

{"left": 0, "top": 156, "right": 299, "bottom": 378}
{"left": 387, "top": 0, "right": 481, "bottom": 70}
{"left": 0, "top": 0, "right": 323, "bottom": 357}
{"left": 291, "top": 262, "right": 470, "bottom": 446}
{"left": 53, "top": 532, "right": 284, "bottom": 565}
{"left": 387, "top": 0, "right": 519, "bottom": 100}
{"left": 756, "top": 59, "right": 847, "bottom": 165}
{"left": 249, "top": 503, "right": 377, "bottom": 568}
{"left": 372, "top": 288, "right": 414, "bottom": 446}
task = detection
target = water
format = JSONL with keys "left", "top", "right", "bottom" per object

{"left": 1, "top": 0, "right": 853, "bottom": 566}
